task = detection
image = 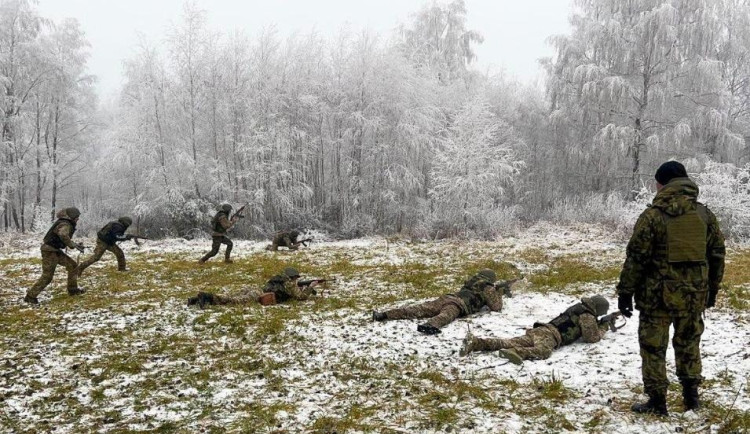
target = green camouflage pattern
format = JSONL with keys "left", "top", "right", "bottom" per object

{"left": 200, "top": 235, "right": 233, "bottom": 263}
{"left": 453, "top": 273, "right": 503, "bottom": 315}
{"left": 215, "top": 288, "right": 263, "bottom": 305}
{"left": 639, "top": 312, "right": 704, "bottom": 394}
{"left": 78, "top": 239, "right": 127, "bottom": 275}
{"left": 264, "top": 273, "right": 315, "bottom": 302}
{"left": 617, "top": 177, "right": 725, "bottom": 396}
{"left": 267, "top": 231, "right": 300, "bottom": 251}
{"left": 616, "top": 177, "right": 725, "bottom": 316}
{"left": 27, "top": 250, "right": 79, "bottom": 297}
{"left": 467, "top": 325, "right": 562, "bottom": 360}
{"left": 381, "top": 295, "right": 465, "bottom": 328}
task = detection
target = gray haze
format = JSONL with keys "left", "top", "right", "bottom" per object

{"left": 37, "top": 0, "right": 572, "bottom": 96}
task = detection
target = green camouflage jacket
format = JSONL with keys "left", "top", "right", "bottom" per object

{"left": 263, "top": 274, "right": 315, "bottom": 302}
{"left": 616, "top": 177, "right": 725, "bottom": 316}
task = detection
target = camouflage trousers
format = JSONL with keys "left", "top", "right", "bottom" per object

{"left": 215, "top": 289, "right": 263, "bottom": 305}
{"left": 267, "top": 240, "right": 297, "bottom": 251}
{"left": 382, "top": 295, "right": 464, "bottom": 329}
{"left": 471, "top": 326, "right": 562, "bottom": 360}
{"left": 639, "top": 312, "right": 704, "bottom": 395}
{"left": 200, "top": 236, "right": 233, "bottom": 262}
{"left": 27, "top": 249, "right": 79, "bottom": 297}
{"left": 78, "top": 239, "right": 126, "bottom": 275}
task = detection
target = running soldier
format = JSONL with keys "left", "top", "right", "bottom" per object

{"left": 77, "top": 217, "right": 134, "bottom": 275}
{"left": 199, "top": 204, "right": 239, "bottom": 264}
{"left": 617, "top": 161, "right": 725, "bottom": 416}
{"left": 24, "top": 207, "right": 86, "bottom": 304}
{"left": 372, "top": 269, "right": 516, "bottom": 335}
{"left": 187, "top": 267, "right": 319, "bottom": 307}
{"left": 265, "top": 230, "right": 303, "bottom": 251}
{"left": 459, "top": 295, "right": 615, "bottom": 364}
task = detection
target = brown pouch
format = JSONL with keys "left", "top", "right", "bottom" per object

{"left": 258, "top": 292, "right": 276, "bottom": 306}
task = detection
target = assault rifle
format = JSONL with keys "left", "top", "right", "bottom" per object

{"left": 231, "top": 204, "right": 248, "bottom": 220}
{"left": 297, "top": 278, "right": 336, "bottom": 287}
{"left": 126, "top": 234, "right": 151, "bottom": 247}
{"left": 599, "top": 311, "right": 626, "bottom": 332}
{"left": 494, "top": 277, "right": 522, "bottom": 298}
{"left": 298, "top": 238, "right": 314, "bottom": 247}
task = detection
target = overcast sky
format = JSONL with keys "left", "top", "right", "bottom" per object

{"left": 36, "top": 0, "right": 573, "bottom": 97}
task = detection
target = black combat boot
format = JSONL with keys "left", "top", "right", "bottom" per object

{"left": 417, "top": 324, "right": 441, "bottom": 335}
{"left": 682, "top": 380, "right": 701, "bottom": 411}
{"left": 23, "top": 294, "right": 39, "bottom": 304}
{"left": 372, "top": 311, "right": 387, "bottom": 322}
{"left": 67, "top": 287, "right": 86, "bottom": 296}
{"left": 631, "top": 391, "right": 669, "bottom": 416}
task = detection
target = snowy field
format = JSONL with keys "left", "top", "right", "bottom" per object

{"left": 0, "top": 224, "right": 748, "bottom": 433}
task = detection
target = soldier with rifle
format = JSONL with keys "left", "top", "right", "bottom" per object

{"left": 24, "top": 207, "right": 86, "bottom": 304}
{"left": 460, "top": 295, "right": 622, "bottom": 364}
{"left": 372, "top": 270, "right": 518, "bottom": 335}
{"left": 198, "top": 203, "right": 245, "bottom": 264}
{"left": 77, "top": 216, "right": 144, "bottom": 276}
{"left": 265, "top": 230, "right": 310, "bottom": 251}
{"left": 187, "top": 267, "right": 330, "bottom": 307}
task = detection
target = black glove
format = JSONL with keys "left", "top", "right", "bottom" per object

{"left": 125, "top": 234, "right": 134, "bottom": 240}
{"left": 706, "top": 291, "right": 718, "bottom": 309}
{"left": 75, "top": 243, "right": 85, "bottom": 253}
{"left": 618, "top": 294, "right": 633, "bottom": 318}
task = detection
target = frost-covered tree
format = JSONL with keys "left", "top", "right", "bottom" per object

{"left": 430, "top": 97, "right": 523, "bottom": 231}
{"left": 399, "top": 0, "right": 483, "bottom": 83}
{"left": 545, "top": 0, "right": 738, "bottom": 196}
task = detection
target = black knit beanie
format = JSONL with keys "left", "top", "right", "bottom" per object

{"left": 654, "top": 161, "right": 688, "bottom": 185}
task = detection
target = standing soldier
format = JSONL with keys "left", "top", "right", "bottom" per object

{"left": 617, "top": 161, "right": 725, "bottom": 416}
{"left": 372, "top": 269, "right": 516, "bottom": 335}
{"left": 265, "top": 230, "right": 303, "bottom": 251}
{"left": 24, "top": 207, "right": 86, "bottom": 304}
{"left": 77, "top": 217, "right": 134, "bottom": 276}
{"left": 459, "top": 295, "right": 616, "bottom": 363}
{"left": 199, "top": 204, "right": 239, "bottom": 264}
{"left": 187, "top": 267, "right": 319, "bottom": 307}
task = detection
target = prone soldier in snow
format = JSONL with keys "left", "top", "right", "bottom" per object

{"left": 372, "top": 269, "right": 517, "bottom": 335}
{"left": 187, "top": 267, "right": 322, "bottom": 307}
{"left": 459, "top": 295, "right": 617, "bottom": 364}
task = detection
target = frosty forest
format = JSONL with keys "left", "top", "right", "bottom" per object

{"left": 2, "top": 1, "right": 750, "bottom": 433}
{"left": 1, "top": 0, "right": 748, "bottom": 240}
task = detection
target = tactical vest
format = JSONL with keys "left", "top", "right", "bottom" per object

{"left": 264, "top": 275, "right": 291, "bottom": 302}
{"left": 655, "top": 204, "right": 710, "bottom": 312}
{"left": 454, "top": 275, "right": 490, "bottom": 314}
{"left": 43, "top": 219, "right": 77, "bottom": 250}
{"left": 97, "top": 221, "right": 125, "bottom": 245}
{"left": 543, "top": 302, "right": 592, "bottom": 346}
{"left": 212, "top": 211, "right": 229, "bottom": 234}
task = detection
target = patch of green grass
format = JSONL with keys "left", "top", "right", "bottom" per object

{"left": 529, "top": 256, "right": 620, "bottom": 291}
{"left": 531, "top": 372, "right": 576, "bottom": 403}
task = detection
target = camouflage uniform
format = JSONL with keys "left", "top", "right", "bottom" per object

{"left": 462, "top": 296, "right": 610, "bottom": 361}
{"left": 199, "top": 205, "right": 237, "bottom": 263}
{"left": 26, "top": 208, "right": 83, "bottom": 301}
{"left": 376, "top": 271, "right": 505, "bottom": 332}
{"left": 617, "top": 177, "right": 725, "bottom": 407}
{"left": 189, "top": 267, "right": 316, "bottom": 307}
{"left": 77, "top": 217, "right": 132, "bottom": 275}
{"left": 266, "top": 230, "right": 301, "bottom": 251}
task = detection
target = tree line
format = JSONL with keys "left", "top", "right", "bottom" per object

{"left": 1, "top": 0, "right": 748, "bottom": 239}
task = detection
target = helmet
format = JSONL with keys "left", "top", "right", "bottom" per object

{"left": 582, "top": 295, "right": 609, "bottom": 316}
{"left": 220, "top": 204, "right": 232, "bottom": 213}
{"left": 58, "top": 207, "right": 81, "bottom": 220}
{"left": 477, "top": 269, "right": 497, "bottom": 282}
{"left": 283, "top": 267, "right": 300, "bottom": 279}
{"left": 118, "top": 216, "right": 133, "bottom": 227}
{"left": 290, "top": 230, "right": 300, "bottom": 238}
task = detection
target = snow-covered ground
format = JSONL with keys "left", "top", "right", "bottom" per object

{"left": 0, "top": 224, "right": 748, "bottom": 433}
